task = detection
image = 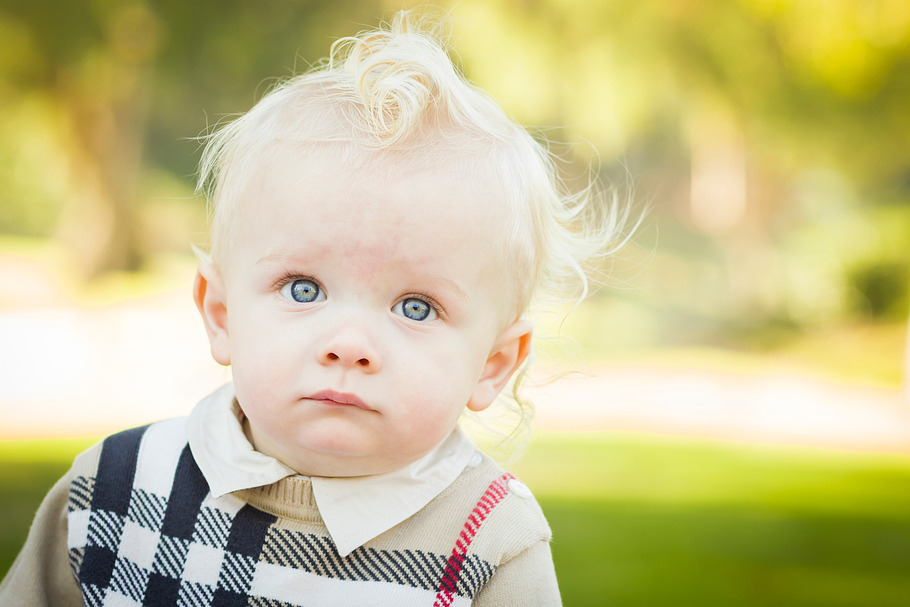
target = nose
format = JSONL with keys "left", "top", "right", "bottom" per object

{"left": 317, "top": 324, "right": 381, "bottom": 372}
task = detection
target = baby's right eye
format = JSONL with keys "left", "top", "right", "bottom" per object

{"left": 279, "top": 279, "right": 325, "bottom": 304}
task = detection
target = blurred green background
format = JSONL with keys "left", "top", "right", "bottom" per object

{"left": 1, "top": 0, "right": 909, "bottom": 604}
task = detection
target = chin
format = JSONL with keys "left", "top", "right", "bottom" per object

{"left": 297, "top": 432, "right": 377, "bottom": 460}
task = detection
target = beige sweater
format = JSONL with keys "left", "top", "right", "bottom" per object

{"left": 0, "top": 422, "right": 560, "bottom": 606}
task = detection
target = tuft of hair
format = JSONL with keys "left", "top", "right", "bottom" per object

{"left": 196, "top": 9, "right": 638, "bottom": 460}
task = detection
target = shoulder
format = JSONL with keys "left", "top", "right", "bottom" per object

{"left": 460, "top": 455, "right": 552, "bottom": 559}
{"left": 402, "top": 453, "right": 552, "bottom": 563}
{"left": 69, "top": 417, "right": 192, "bottom": 494}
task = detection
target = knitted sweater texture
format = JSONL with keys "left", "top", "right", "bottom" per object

{"left": 0, "top": 417, "right": 560, "bottom": 606}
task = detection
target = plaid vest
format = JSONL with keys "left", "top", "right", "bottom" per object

{"left": 66, "top": 420, "right": 518, "bottom": 606}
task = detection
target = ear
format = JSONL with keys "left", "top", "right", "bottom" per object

{"left": 193, "top": 261, "right": 231, "bottom": 366}
{"left": 467, "top": 319, "right": 533, "bottom": 412}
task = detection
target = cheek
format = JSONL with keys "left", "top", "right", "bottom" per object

{"left": 228, "top": 300, "right": 297, "bottom": 366}
{"left": 228, "top": 321, "right": 299, "bottom": 410}
{"left": 395, "top": 393, "right": 466, "bottom": 446}
{"left": 230, "top": 337, "right": 276, "bottom": 383}
{"left": 396, "top": 343, "right": 485, "bottom": 415}
{"left": 231, "top": 362, "right": 273, "bottom": 416}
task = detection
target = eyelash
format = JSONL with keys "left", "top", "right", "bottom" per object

{"left": 275, "top": 272, "right": 320, "bottom": 290}
{"left": 398, "top": 294, "right": 445, "bottom": 320}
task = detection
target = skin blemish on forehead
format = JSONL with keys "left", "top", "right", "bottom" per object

{"left": 334, "top": 213, "right": 402, "bottom": 275}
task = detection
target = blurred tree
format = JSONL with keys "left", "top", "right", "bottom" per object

{"left": 451, "top": 0, "right": 910, "bottom": 333}
{"left": 0, "top": 1, "right": 161, "bottom": 276}
{"left": 0, "top": 0, "right": 382, "bottom": 277}
{"left": 454, "top": 0, "right": 910, "bottom": 185}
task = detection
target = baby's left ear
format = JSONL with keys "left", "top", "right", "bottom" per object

{"left": 467, "top": 319, "right": 533, "bottom": 412}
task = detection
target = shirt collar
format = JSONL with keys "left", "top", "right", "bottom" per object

{"left": 187, "top": 383, "right": 477, "bottom": 557}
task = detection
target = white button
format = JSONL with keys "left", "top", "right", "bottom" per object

{"left": 466, "top": 451, "right": 483, "bottom": 469}
{"left": 508, "top": 479, "right": 533, "bottom": 498}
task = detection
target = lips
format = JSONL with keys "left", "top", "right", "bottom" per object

{"left": 307, "top": 390, "right": 373, "bottom": 410}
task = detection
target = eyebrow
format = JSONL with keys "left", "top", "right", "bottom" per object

{"left": 423, "top": 274, "right": 468, "bottom": 303}
{"left": 254, "top": 249, "right": 332, "bottom": 269}
{"left": 255, "top": 252, "right": 302, "bottom": 266}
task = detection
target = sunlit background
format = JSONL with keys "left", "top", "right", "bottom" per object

{"left": 2, "top": 1, "right": 910, "bottom": 605}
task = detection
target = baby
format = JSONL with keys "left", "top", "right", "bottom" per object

{"left": 1, "top": 11, "right": 627, "bottom": 607}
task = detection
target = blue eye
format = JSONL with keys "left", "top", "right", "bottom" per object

{"left": 280, "top": 279, "right": 325, "bottom": 303}
{"left": 394, "top": 297, "right": 437, "bottom": 321}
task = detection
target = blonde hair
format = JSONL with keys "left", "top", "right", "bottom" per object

{"left": 197, "top": 10, "right": 635, "bottom": 458}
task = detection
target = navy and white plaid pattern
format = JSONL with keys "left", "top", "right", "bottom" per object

{"left": 68, "top": 424, "right": 277, "bottom": 606}
{"left": 67, "top": 421, "right": 496, "bottom": 606}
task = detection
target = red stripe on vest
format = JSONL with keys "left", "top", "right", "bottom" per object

{"left": 433, "top": 472, "right": 516, "bottom": 606}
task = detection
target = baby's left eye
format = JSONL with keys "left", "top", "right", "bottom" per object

{"left": 393, "top": 297, "right": 438, "bottom": 322}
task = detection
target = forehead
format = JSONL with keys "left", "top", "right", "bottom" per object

{"left": 232, "top": 141, "right": 515, "bottom": 289}
{"left": 243, "top": 141, "right": 501, "bottom": 230}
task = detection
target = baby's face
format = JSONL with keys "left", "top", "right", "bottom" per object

{"left": 200, "top": 145, "right": 529, "bottom": 477}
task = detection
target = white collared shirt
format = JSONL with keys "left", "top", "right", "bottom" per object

{"left": 186, "top": 384, "right": 479, "bottom": 557}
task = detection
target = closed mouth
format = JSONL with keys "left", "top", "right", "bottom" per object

{"left": 308, "top": 390, "right": 372, "bottom": 410}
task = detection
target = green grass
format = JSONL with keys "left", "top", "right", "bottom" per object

{"left": 512, "top": 433, "right": 910, "bottom": 606}
{"left": 3, "top": 433, "right": 910, "bottom": 606}
{"left": 0, "top": 438, "right": 98, "bottom": 577}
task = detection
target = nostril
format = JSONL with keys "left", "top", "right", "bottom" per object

{"left": 324, "top": 352, "right": 371, "bottom": 366}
